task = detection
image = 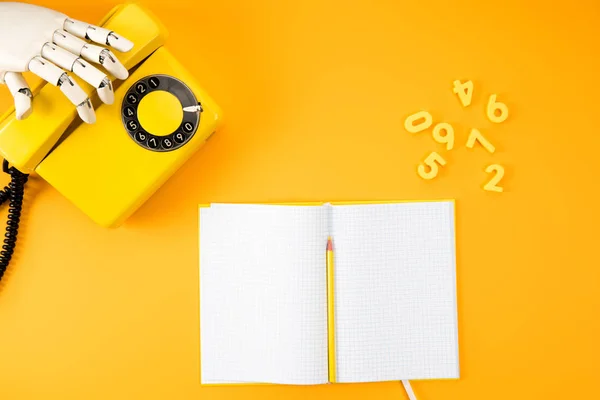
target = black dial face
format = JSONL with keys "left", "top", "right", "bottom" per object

{"left": 121, "top": 74, "right": 201, "bottom": 152}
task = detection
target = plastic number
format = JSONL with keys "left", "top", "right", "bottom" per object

{"left": 417, "top": 151, "right": 447, "bottom": 180}
{"left": 404, "top": 111, "right": 433, "bottom": 133}
{"left": 432, "top": 122, "right": 454, "bottom": 150}
{"left": 466, "top": 128, "right": 495, "bottom": 153}
{"left": 484, "top": 164, "right": 504, "bottom": 192}
{"left": 453, "top": 80, "right": 473, "bottom": 107}
{"left": 487, "top": 94, "right": 508, "bottom": 123}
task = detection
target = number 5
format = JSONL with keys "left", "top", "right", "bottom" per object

{"left": 417, "top": 151, "right": 447, "bottom": 180}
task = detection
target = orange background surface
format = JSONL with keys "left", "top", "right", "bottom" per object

{"left": 1, "top": 0, "right": 599, "bottom": 399}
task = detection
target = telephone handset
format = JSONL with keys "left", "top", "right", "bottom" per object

{"left": 0, "top": 3, "right": 222, "bottom": 228}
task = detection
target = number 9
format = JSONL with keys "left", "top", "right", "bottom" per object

{"left": 432, "top": 123, "right": 454, "bottom": 150}
{"left": 417, "top": 151, "right": 447, "bottom": 180}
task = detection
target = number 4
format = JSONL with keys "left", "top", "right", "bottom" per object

{"left": 453, "top": 80, "right": 473, "bottom": 107}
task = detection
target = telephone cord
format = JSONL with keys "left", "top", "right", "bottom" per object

{"left": 0, "top": 160, "right": 29, "bottom": 282}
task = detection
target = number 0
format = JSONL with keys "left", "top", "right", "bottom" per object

{"left": 404, "top": 111, "right": 433, "bottom": 133}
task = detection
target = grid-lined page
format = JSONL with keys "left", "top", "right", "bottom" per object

{"left": 200, "top": 204, "right": 329, "bottom": 385}
{"left": 331, "top": 201, "right": 459, "bottom": 383}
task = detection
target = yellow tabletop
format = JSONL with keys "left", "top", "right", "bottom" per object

{"left": 0, "top": 1, "right": 598, "bottom": 399}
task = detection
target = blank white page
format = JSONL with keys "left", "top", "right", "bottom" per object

{"left": 331, "top": 201, "right": 459, "bottom": 383}
{"left": 200, "top": 204, "right": 329, "bottom": 385}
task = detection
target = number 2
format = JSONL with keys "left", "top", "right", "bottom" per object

{"left": 417, "top": 151, "right": 447, "bottom": 180}
{"left": 453, "top": 80, "right": 473, "bottom": 107}
{"left": 137, "top": 84, "right": 146, "bottom": 93}
{"left": 484, "top": 164, "right": 504, "bottom": 192}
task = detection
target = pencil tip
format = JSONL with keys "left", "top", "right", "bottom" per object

{"left": 327, "top": 236, "right": 333, "bottom": 251}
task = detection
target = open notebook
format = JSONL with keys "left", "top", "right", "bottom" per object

{"left": 199, "top": 201, "right": 459, "bottom": 385}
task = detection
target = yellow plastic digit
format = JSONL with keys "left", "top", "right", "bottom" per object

{"left": 417, "top": 151, "right": 447, "bottom": 180}
{"left": 404, "top": 111, "right": 433, "bottom": 133}
{"left": 432, "top": 122, "right": 455, "bottom": 150}
{"left": 452, "top": 80, "right": 473, "bottom": 107}
{"left": 487, "top": 94, "right": 508, "bottom": 123}
{"left": 484, "top": 164, "right": 505, "bottom": 192}
{"left": 466, "top": 128, "right": 495, "bottom": 153}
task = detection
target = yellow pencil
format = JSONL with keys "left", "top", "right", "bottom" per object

{"left": 326, "top": 236, "right": 336, "bottom": 383}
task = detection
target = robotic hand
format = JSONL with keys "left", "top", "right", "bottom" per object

{"left": 0, "top": 2, "right": 134, "bottom": 124}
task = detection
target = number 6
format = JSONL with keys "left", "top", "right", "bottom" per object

{"left": 487, "top": 94, "right": 508, "bottom": 123}
{"left": 417, "top": 151, "right": 447, "bottom": 180}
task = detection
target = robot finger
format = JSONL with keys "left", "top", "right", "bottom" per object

{"left": 63, "top": 18, "right": 133, "bottom": 52}
{"left": 52, "top": 30, "right": 128, "bottom": 80}
{"left": 28, "top": 56, "right": 96, "bottom": 124}
{"left": 1, "top": 72, "right": 33, "bottom": 120}
{"left": 41, "top": 43, "right": 114, "bottom": 104}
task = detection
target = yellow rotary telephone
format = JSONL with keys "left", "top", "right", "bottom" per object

{"left": 0, "top": 2, "right": 222, "bottom": 229}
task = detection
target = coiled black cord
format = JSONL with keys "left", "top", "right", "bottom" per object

{"left": 0, "top": 160, "right": 29, "bottom": 282}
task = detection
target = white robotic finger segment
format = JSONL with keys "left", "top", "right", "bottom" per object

{"left": 29, "top": 57, "right": 95, "bottom": 123}
{"left": 13, "top": 92, "right": 33, "bottom": 120}
{"left": 96, "top": 79, "right": 114, "bottom": 104}
{"left": 85, "top": 25, "right": 112, "bottom": 45}
{"left": 28, "top": 56, "right": 64, "bottom": 85}
{"left": 41, "top": 43, "right": 78, "bottom": 71}
{"left": 72, "top": 60, "right": 114, "bottom": 104}
{"left": 59, "top": 78, "right": 96, "bottom": 124}
{"left": 79, "top": 44, "right": 127, "bottom": 80}
{"left": 76, "top": 100, "right": 96, "bottom": 124}
{"left": 4, "top": 72, "right": 32, "bottom": 120}
{"left": 106, "top": 32, "right": 134, "bottom": 52}
{"left": 63, "top": 18, "right": 91, "bottom": 39}
{"left": 59, "top": 78, "right": 96, "bottom": 123}
{"left": 42, "top": 43, "right": 114, "bottom": 104}
{"left": 79, "top": 43, "right": 104, "bottom": 63}
{"left": 53, "top": 30, "right": 86, "bottom": 55}
{"left": 53, "top": 32, "right": 129, "bottom": 81}
{"left": 64, "top": 19, "right": 133, "bottom": 53}
{"left": 100, "top": 50, "right": 128, "bottom": 80}
{"left": 58, "top": 75, "right": 89, "bottom": 105}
